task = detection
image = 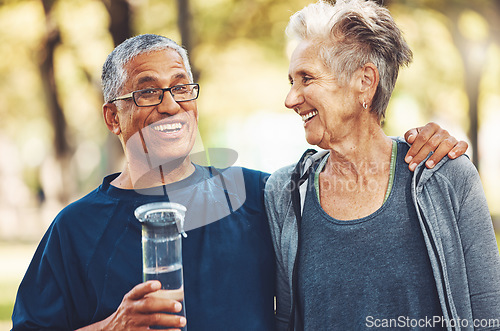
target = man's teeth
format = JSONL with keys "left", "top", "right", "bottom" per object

{"left": 154, "top": 123, "right": 182, "bottom": 132}
{"left": 301, "top": 111, "right": 318, "bottom": 122}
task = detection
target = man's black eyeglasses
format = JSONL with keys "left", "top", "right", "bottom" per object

{"left": 109, "top": 83, "right": 200, "bottom": 107}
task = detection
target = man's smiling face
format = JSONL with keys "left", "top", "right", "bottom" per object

{"left": 116, "top": 49, "right": 198, "bottom": 169}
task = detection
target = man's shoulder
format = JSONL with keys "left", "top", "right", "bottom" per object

{"left": 212, "top": 166, "right": 269, "bottom": 191}
{"left": 193, "top": 166, "right": 269, "bottom": 216}
{"left": 230, "top": 166, "right": 269, "bottom": 181}
{"left": 53, "top": 180, "right": 116, "bottom": 228}
{"left": 240, "top": 166, "right": 269, "bottom": 177}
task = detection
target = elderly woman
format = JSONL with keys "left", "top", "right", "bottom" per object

{"left": 265, "top": 0, "right": 500, "bottom": 330}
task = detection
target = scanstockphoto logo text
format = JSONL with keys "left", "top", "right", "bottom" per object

{"left": 366, "top": 315, "right": 500, "bottom": 329}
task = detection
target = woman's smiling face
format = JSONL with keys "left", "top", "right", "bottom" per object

{"left": 285, "top": 40, "right": 361, "bottom": 149}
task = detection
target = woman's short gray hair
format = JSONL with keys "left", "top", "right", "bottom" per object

{"left": 101, "top": 34, "right": 193, "bottom": 103}
{"left": 286, "top": 0, "right": 413, "bottom": 120}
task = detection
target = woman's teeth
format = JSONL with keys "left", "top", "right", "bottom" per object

{"left": 301, "top": 111, "right": 318, "bottom": 122}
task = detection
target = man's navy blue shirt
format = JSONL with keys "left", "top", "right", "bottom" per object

{"left": 12, "top": 165, "right": 275, "bottom": 330}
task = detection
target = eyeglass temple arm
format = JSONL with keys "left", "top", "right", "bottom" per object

{"left": 109, "top": 92, "right": 133, "bottom": 103}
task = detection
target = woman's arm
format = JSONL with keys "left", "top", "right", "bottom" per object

{"left": 453, "top": 160, "right": 500, "bottom": 328}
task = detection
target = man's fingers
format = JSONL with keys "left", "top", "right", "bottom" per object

{"left": 424, "top": 137, "right": 458, "bottom": 168}
{"left": 404, "top": 127, "right": 421, "bottom": 145}
{"left": 448, "top": 140, "right": 468, "bottom": 159}
{"left": 136, "top": 295, "right": 183, "bottom": 314}
{"left": 126, "top": 281, "right": 161, "bottom": 301}
{"left": 105, "top": 282, "right": 187, "bottom": 330}
{"left": 404, "top": 122, "right": 468, "bottom": 170}
{"left": 124, "top": 312, "right": 186, "bottom": 330}
{"left": 405, "top": 124, "right": 439, "bottom": 162}
{"left": 405, "top": 128, "right": 441, "bottom": 168}
{"left": 147, "top": 313, "right": 187, "bottom": 329}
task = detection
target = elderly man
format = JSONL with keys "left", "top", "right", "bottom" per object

{"left": 12, "top": 34, "right": 466, "bottom": 330}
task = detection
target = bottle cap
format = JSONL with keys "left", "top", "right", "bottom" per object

{"left": 135, "top": 202, "right": 187, "bottom": 237}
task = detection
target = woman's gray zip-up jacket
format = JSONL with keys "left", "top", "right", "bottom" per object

{"left": 264, "top": 152, "right": 500, "bottom": 331}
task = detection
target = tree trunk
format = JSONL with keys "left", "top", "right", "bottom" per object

{"left": 176, "top": 0, "right": 200, "bottom": 82}
{"left": 104, "top": 0, "right": 132, "bottom": 46}
{"left": 39, "top": 0, "right": 74, "bottom": 204}
{"left": 40, "top": 0, "right": 69, "bottom": 159}
{"left": 102, "top": 0, "right": 133, "bottom": 175}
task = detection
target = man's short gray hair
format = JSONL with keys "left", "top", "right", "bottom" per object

{"left": 101, "top": 34, "right": 193, "bottom": 103}
{"left": 286, "top": 0, "right": 413, "bottom": 120}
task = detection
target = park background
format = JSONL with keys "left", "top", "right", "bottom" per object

{"left": 0, "top": 0, "right": 499, "bottom": 328}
